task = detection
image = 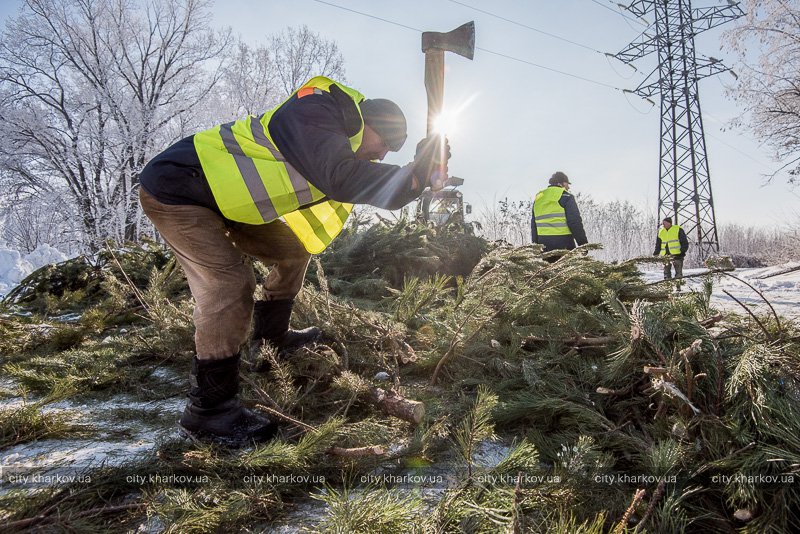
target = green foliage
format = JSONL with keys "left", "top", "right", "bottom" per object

{"left": 316, "top": 217, "right": 487, "bottom": 295}
{"left": 313, "top": 484, "right": 424, "bottom": 534}
{"left": 4, "top": 345, "right": 136, "bottom": 394}
{"left": 148, "top": 486, "right": 279, "bottom": 534}
{"left": 0, "top": 393, "right": 92, "bottom": 447}
{"left": 1, "top": 224, "right": 799, "bottom": 532}
{"left": 452, "top": 385, "right": 499, "bottom": 479}
{"left": 2, "top": 241, "right": 180, "bottom": 315}
{"left": 390, "top": 274, "right": 451, "bottom": 325}
{"left": 543, "top": 512, "right": 608, "bottom": 534}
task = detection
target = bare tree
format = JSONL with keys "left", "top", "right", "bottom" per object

{"left": 723, "top": 0, "right": 800, "bottom": 181}
{"left": 0, "top": 188, "right": 80, "bottom": 254}
{"left": 213, "top": 26, "right": 346, "bottom": 122}
{"left": 217, "top": 39, "right": 278, "bottom": 118}
{"left": 271, "top": 26, "right": 346, "bottom": 96}
{"left": 0, "top": 0, "right": 230, "bottom": 248}
{"left": 475, "top": 197, "right": 532, "bottom": 246}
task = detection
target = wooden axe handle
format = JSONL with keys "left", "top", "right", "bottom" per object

{"left": 424, "top": 49, "right": 444, "bottom": 136}
{"left": 424, "top": 49, "right": 447, "bottom": 190}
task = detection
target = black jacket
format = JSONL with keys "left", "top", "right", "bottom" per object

{"left": 653, "top": 226, "right": 689, "bottom": 259}
{"left": 531, "top": 189, "right": 588, "bottom": 252}
{"left": 139, "top": 87, "right": 420, "bottom": 214}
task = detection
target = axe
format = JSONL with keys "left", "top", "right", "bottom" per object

{"left": 421, "top": 21, "right": 475, "bottom": 189}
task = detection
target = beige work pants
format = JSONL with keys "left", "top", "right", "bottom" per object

{"left": 139, "top": 189, "right": 311, "bottom": 360}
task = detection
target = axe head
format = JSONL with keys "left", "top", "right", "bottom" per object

{"left": 421, "top": 21, "right": 475, "bottom": 60}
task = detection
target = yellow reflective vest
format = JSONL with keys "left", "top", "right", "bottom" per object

{"left": 194, "top": 76, "right": 363, "bottom": 254}
{"left": 658, "top": 225, "right": 682, "bottom": 256}
{"left": 533, "top": 186, "right": 571, "bottom": 236}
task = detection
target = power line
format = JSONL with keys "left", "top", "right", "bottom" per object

{"left": 310, "top": 0, "right": 423, "bottom": 32}
{"left": 703, "top": 112, "right": 769, "bottom": 167}
{"left": 476, "top": 47, "right": 623, "bottom": 91}
{"left": 308, "top": 0, "right": 627, "bottom": 93}
{"left": 587, "top": 0, "right": 649, "bottom": 27}
{"left": 705, "top": 130, "right": 767, "bottom": 167}
{"left": 622, "top": 89, "right": 655, "bottom": 114}
{"left": 444, "top": 0, "right": 605, "bottom": 55}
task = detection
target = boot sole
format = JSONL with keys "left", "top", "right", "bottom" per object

{"left": 178, "top": 424, "right": 277, "bottom": 449}
{"left": 178, "top": 425, "right": 248, "bottom": 448}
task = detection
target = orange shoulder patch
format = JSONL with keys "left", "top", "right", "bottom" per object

{"left": 297, "top": 87, "right": 315, "bottom": 98}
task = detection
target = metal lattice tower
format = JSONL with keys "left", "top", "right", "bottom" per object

{"left": 615, "top": 1, "right": 743, "bottom": 259}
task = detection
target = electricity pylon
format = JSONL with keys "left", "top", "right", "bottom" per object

{"left": 614, "top": 1, "right": 743, "bottom": 259}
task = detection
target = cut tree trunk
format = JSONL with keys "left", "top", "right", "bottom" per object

{"left": 366, "top": 387, "right": 425, "bottom": 425}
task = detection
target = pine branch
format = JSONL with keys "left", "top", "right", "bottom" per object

{"left": 521, "top": 335, "right": 616, "bottom": 351}
{"left": 2, "top": 503, "right": 145, "bottom": 531}
{"left": 718, "top": 271, "right": 782, "bottom": 335}
{"left": 722, "top": 290, "right": 772, "bottom": 340}
{"left": 431, "top": 298, "right": 507, "bottom": 385}
{"left": 328, "top": 445, "right": 386, "bottom": 458}
{"left": 612, "top": 488, "right": 645, "bottom": 534}
{"left": 634, "top": 479, "right": 666, "bottom": 533}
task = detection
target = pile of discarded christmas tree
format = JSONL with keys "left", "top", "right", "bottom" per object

{"left": 1, "top": 217, "right": 797, "bottom": 533}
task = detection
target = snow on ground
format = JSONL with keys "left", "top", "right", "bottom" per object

{"left": 0, "top": 243, "right": 70, "bottom": 297}
{"left": 0, "top": 394, "right": 185, "bottom": 492}
{"left": 640, "top": 262, "right": 800, "bottom": 319}
{"left": 0, "top": 361, "right": 185, "bottom": 494}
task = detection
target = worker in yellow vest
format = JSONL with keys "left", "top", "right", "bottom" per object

{"left": 653, "top": 217, "right": 689, "bottom": 281}
{"left": 138, "top": 76, "right": 449, "bottom": 446}
{"left": 531, "top": 171, "right": 588, "bottom": 259}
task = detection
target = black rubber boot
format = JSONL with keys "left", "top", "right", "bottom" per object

{"left": 179, "top": 353, "right": 278, "bottom": 447}
{"left": 252, "top": 299, "right": 322, "bottom": 357}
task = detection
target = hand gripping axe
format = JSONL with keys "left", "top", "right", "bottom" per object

{"left": 421, "top": 21, "right": 474, "bottom": 189}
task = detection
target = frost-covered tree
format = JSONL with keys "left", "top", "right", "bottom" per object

{"left": 271, "top": 25, "right": 346, "bottom": 97}
{"left": 0, "top": 2, "right": 346, "bottom": 250}
{"left": 723, "top": 0, "right": 800, "bottom": 181}
{"left": 215, "top": 26, "right": 346, "bottom": 119}
{"left": 0, "top": 188, "right": 80, "bottom": 254}
{"left": 217, "top": 39, "right": 279, "bottom": 118}
{"left": 0, "top": 0, "right": 230, "bottom": 248}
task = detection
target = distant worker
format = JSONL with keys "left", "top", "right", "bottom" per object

{"left": 139, "top": 76, "right": 450, "bottom": 447}
{"left": 531, "top": 171, "right": 588, "bottom": 258}
{"left": 653, "top": 217, "right": 689, "bottom": 280}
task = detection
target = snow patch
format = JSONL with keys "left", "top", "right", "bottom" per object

{"left": 641, "top": 263, "right": 800, "bottom": 318}
{"left": 0, "top": 243, "right": 71, "bottom": 297}
{"left": 0, "top": 395, "right": 184, "bottom": 492}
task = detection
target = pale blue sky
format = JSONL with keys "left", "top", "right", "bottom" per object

{"left": 1, "top": 0, "right": 797, "bottom": 228}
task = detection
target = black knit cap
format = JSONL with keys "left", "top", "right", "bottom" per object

{"left": 548, "top": 171, "right": 570, "bottom": 186}
{"left": 360, "top": 98, "right": 407, "bottom": 151}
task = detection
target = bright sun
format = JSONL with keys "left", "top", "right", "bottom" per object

{"left": 433, "top": 111, "right": 457, "bottom": 136}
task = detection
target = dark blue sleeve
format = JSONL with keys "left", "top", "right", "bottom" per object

{"left": 560, "top": 193, "right": 588, "bottom": 245}
{"left": 678, "top": 228, "right": 689, "bottom": 255}
{"left": 268, "top": 92, "right": 420, "bottom": 210}
{"left": 138, "top": 136, "right": 219, "bottom": 212}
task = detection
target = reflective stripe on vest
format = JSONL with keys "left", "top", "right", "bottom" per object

{"left": 194, "top": 76, "right": 363, "bottom": 254}
{"left": 533, "top": 186, "right": 571, "bottom": 236}
{"left": 658, "top": 225, "right": 682, "bottom": 256}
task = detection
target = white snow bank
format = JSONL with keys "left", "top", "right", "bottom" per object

{"left": 0, "top": 243, "right": 70, "bottom": 297}
{"left": 25, "top": 243, "right": 70, "bottom": 269}
{"left": 642, "top": 263, "right": 800, "bottom": 319}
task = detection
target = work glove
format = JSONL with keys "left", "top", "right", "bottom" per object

{"left": 413, "top": 135, "right": 451, "bottom": 191}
